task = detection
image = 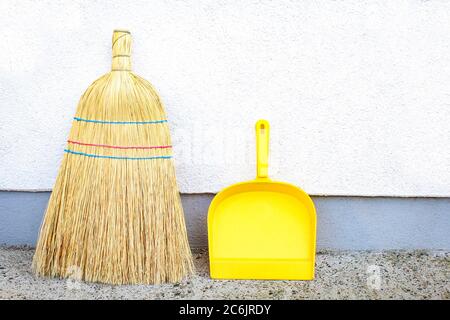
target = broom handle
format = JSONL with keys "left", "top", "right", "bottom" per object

{"left": 112, "top": 30, "right": 132, "bottom": 71}
{"left": 256, "top": 119, "right": 270, "bottom": 179}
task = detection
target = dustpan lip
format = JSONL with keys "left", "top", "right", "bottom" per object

{"left": 209, "top": 179, "right": 316, "bottom": 212}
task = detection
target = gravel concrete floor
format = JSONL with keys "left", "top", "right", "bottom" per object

{"left": 0, "top": 246, "right": 448, "bottom": 300}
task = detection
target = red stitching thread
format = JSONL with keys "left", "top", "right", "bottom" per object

{"left": 68, "top": 140, "right": 172, "bottom": 150}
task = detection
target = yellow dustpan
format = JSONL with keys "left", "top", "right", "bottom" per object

{"left": 208, "top": 120, "right": 316, "bottom": 280}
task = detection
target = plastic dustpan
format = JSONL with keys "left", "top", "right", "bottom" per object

{"left": 208, "top": 120, "right": 316, "bottom": 280}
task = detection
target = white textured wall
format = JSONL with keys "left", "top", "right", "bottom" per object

{"left": 1, "top": 0, "right": 450, "bottom": 196}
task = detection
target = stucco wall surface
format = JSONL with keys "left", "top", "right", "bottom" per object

{"left": 1, "top": 1, "right": 450, "bottom": 196}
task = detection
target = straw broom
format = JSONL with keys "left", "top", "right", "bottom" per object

{"left": 32, "top": 30, "right": 194, "bottom": 284}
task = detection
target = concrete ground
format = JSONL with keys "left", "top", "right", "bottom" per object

{"left": 0, "top": 246, "right": 448, "bottom": 300}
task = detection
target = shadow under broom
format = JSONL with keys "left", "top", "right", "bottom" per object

{"left": 33, "top": 30, "right": 194, "bottom": 284}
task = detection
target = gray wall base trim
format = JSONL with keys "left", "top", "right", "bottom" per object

{"left": 1, "top": 192, "right": 449, "bottom": 250}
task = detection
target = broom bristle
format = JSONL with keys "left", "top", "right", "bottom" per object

{"left": 32, "top": 30, "right": 194, "bottom": 284}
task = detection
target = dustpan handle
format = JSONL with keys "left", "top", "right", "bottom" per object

{"left": 256, "top": 119, "right": 270, "bottom": 179}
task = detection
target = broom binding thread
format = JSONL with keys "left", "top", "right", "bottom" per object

{"left": 67, "top": 140, "right": 172, "bottom": 150}
{"left": 73, "top": 117, "right": 168, "bottom": 124}
{"left": 64, "top": 149, "right": 172, "bottom": 160}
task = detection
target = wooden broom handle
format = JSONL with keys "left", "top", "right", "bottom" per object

{"left": 112, "top": 30, "right": 132, "bottom": 71}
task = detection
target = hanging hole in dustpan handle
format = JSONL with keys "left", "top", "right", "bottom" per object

{"left": 256, "top": 119, "right": 270, "bottom": 179}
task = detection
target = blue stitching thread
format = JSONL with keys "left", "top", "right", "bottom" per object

{"left": 73, "top": 117, "right": 168, "bottom": 124}
{"left": 64, "top": 149, "right": 172, "bottom": 160}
